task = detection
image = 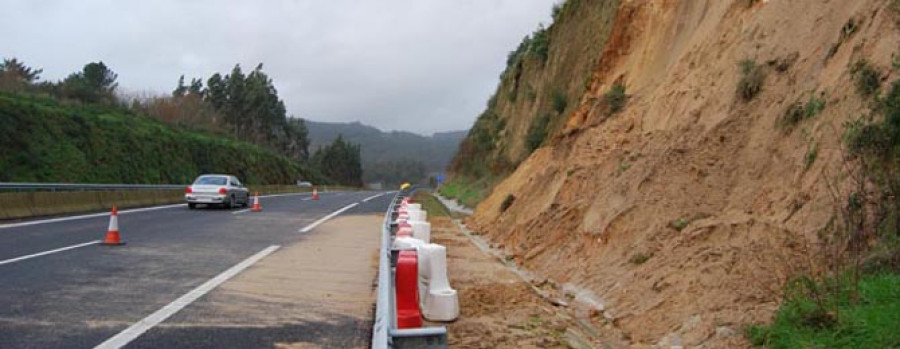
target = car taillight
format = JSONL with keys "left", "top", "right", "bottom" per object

{"left": 185, "top": 187, "right": 192, "bottom": 194}
{"left": 218, "top": 188, "right": 227, "bottom": 195}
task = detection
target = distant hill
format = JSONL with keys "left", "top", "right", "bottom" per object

{"left": 305, "top": 120, "right": 466, "bottom": 183}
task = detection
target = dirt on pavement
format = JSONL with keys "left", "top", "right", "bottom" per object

{"left": 429, "top": 213, "right": 628, "bottom": 348}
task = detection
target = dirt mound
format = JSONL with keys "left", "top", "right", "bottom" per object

{"left": 463, "top": 0, "right": 900, "bottom": 347}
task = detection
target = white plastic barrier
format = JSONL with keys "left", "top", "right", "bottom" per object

{"left": 410, "top": 221, "right": 431, "bottom": 243}
{"left": 392, "top": 236, "right": 425, "bottom": 250}
{"left": 422, "top": 244, "right": 459, "bottom": 321}
{"left": 409, "top": 210, "right": 427, "bottom": 223}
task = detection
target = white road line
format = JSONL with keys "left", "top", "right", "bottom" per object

{"left": 0, "top": 192, "right": 329, "bottom": 230}
{"left": 361, "top": 193, "right": 384, "bottom": 202}
{"left": 301, "top": 197, "right": 314, "bottom": 201}
{"left": 299, "top": 203, "right": 359, "bottom": 233}
{"left": 0, "top": 204, "right": 186, "bottom": 230}
{"left": 93, "top": 245, "right": 280, "bottom": 349}
{"left": 0, "top": 240, "right": 100, "bottom": 266}
{"left": 231, "top": 208, "right": 252, "bottom": 215}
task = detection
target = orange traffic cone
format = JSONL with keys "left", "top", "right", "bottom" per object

{"left": 102, "top": 206, "right": 125, "bottom": 246}
{"left": 252, "top": 192, "right": 262, "bottom": 212}
{"left": 313, "top": 188, "right": 319, "bottom": 201}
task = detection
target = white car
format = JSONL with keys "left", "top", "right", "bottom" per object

{"left": 185, "top": 174, "right": 250, "bottom": 209}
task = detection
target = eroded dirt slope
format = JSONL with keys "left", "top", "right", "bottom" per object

{"left": 463, "top": 0, "right": 900, "bottom": 347}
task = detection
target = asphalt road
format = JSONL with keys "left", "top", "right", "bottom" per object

{"left": 0, "top": 190, "right": 394, "bottom": 348}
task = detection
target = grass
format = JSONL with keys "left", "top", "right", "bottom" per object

{"left": 412, "top": 191, "right": 450, "bottom": 217}
{"left": 437, "top": 176, "right": 493, "bottom": 208}
{"left": 671, "top": 218, "right": 690, "bottom": 231}
{"left": 805, "top": 142, "right": 819, "bottom": 170}
{"left": 779, "top": 95, "right": 825, "bottom": 129}
{"left": 738, "top": 59, "right": 765, "bottom": 101}
{"left": 746, "top": 272, "right": 900, "bottom": 348}
{"left": 604, "top": 83, "right": 627, "bottom": 114}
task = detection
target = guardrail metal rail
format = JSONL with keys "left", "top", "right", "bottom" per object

{"left": 372, "top": 188, "right": 448, "bottom": 349}
{"left": 0, "top": 182, "right": 188, "bottom": 192}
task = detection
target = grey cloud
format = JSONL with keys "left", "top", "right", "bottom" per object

{"left": 1, "top": 0, "right": 555, "bottom": 134}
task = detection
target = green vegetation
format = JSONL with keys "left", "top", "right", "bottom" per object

{"left": 737, "top": 59, "right": 765, "bottom": 101}
{"left": 852, "top": 60, "right": 881, "bottom": 97}
{"left": 445, "top": 0, "right": 620, "bottom": 208}
{"left": 526, "top": 113, "right": 552, "bottom": 153}
{"left": 500, "top": 194, "right": 515, "bottom": 213}
{"left": 604, "top": 83, "right": 627, "bottom": 114}
{"left": 450, "top": 111, "right": 508, "bottom": 179}
{"left": 805, "top": 141, "right": 819, "bottom": 170}
{"left": 670, "top": 218, "right": 690, "bottom": 231}
{"left": 747, "top": 58, "right": 900, "bottom": 349}
{"left": 779, "top": 95, "right": 825, "bottom": 128}
{"left": 437, "top": 176, "right": 496, "bottom": 209}
{"left": 552, "top": 90, "right": 568, "bottom": 114}
{"left": 0, "top": 92, "right": 324, "bottom": 184}
{"left": 0, "top": 57, "right": 362, "bottom": 186}
{"left": 310, "top": 135, "right": 363, "bottom": 187}
{"left": 746, "top": 273, "right": 900, "bottom": 348}
{"left": 530, "top": 25, "right": 550, "bottom": 63}
{"left": 305, "top": 121, "right": 465, "bottom": 186}
{"left": 412, "top": 191, "right": 450, "bottom": 217}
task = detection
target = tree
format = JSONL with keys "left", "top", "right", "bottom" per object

{"left": 172, "top": 75, "right": 187, "bottom": 97}
{"left": 62, "top": 61, "right": 118, "bottom": 104}
{"left": 188, "top": 78, "right": 204, "bottom": 97}
{"left": 224, "top": 64, "right": 247, "bottom": 137}
{"left": 0, "top": 58, "right": 42, "bottom": 82}
{"left": 206, "top": 73, "right": 227, "bottom": 110}
{"left": 312, "top": 134, "right": 363, "bottom": 187}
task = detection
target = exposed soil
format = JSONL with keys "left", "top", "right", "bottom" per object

{"left": 462, "top": 0, "right": 900, "bottom": 347}
{"left": 429, "top": 214, "right": 629, "bottom": 348}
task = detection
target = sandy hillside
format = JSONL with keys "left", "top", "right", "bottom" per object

{"left": 463, "top": 0, "right": 900, "bottom": 347}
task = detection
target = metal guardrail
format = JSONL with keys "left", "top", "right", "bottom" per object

{"left": 372, "top": 190, "right": 399, "bottom": 348}
{"left": 0, "top": 182, "right": 187, "bottom": 191}
{"left": 372, "top": 188, "right": 448, "bottom": 349}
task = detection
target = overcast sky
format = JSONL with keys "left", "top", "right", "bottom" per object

{"left": 1, "top": 0, "right": 556, "bottom": 135}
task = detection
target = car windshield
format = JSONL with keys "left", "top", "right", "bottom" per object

{"left": 194, "top": 176, "right": 227, "bottom": 185}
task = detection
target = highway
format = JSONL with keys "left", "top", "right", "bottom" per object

{"left": 0, "top": 190, "right": 393, "bottom": 348}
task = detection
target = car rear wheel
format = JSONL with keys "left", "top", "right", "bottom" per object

{"left": 188, "top": 203, "right": 196, "bottom": 210}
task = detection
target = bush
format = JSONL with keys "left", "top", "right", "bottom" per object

{"left": 529, "top": 25, "right": 550, "bottom": 63}
{"left": 0, "top": 92, "right": 323, "bottom": 185}
{"left": 779, "top": 95, "right": 825, "bottom": 128}
{"left": 605, "top": 83, "right": 627, "bottom": 114}
{"left": 526, "top": 113, "right": 552, "bottom": 152}
{"left": 737, "top": 59, "right": 765, "bottom": 101}
{"left": 552, "top": 90, "right": 568, "bottom": 114}
{"left": 852, "top": 60, "right": 881, "bottom": 97}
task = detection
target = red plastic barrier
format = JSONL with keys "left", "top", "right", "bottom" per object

{"left": 397, "top": 227, "right": 414, "bottom": 238}
{"left": 396, "top": 250, "right": 423, "bottom": 328}
{"left": 398, "top": 222, "right": 412, "bottom": 230}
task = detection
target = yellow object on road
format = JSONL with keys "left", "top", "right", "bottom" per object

{"left": 400, "top": 183, "right": 411, "bottom": 190}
